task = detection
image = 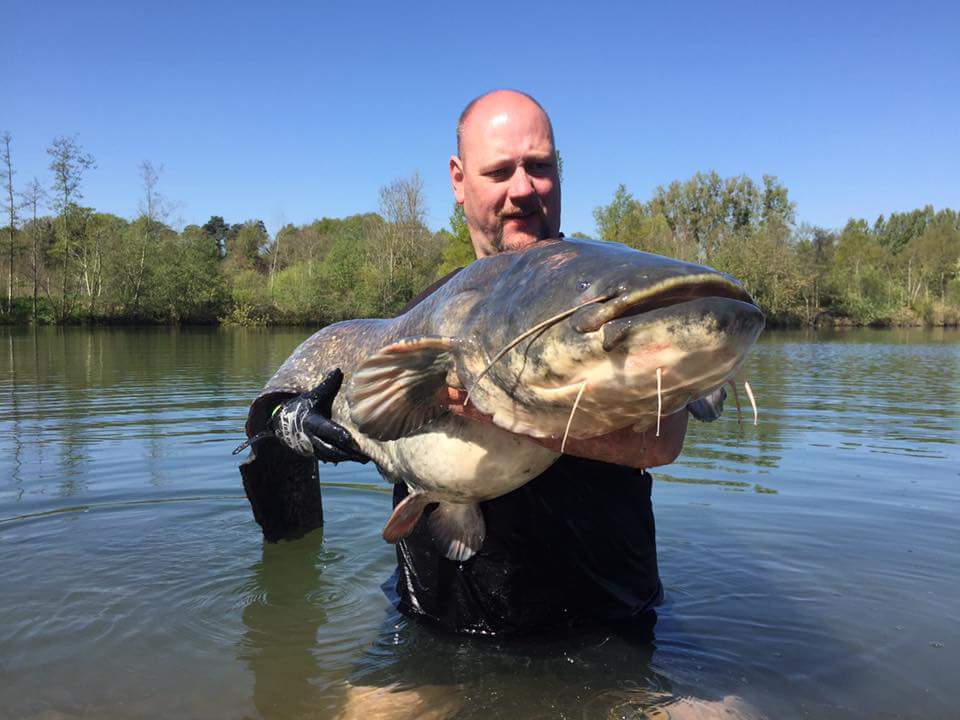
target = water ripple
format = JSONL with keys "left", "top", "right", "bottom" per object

{"left": 1, "top": 326, "right": 958, "bottom": 720}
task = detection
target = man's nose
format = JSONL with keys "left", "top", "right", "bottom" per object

{"left": 507, "top": 166, "right": 536, "bottom": 201}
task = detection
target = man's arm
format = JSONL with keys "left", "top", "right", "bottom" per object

{"left": 269, "top": 370, "right": 368, "bottom": 463}
{"left": 533, "top": 411, "right": 688, "bottom": 468}
{"left": 236, "top": 369, "right": 368, "bottom": 464}
{"left": 443, "top": 388, "right": 688, "bottom": 469}
{"left": 238, "top": 370, "right": 371, "bottom": 543}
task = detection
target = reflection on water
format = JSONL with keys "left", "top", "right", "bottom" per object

{"left": 0, "top": 326, "right": 958, "bottom": 719}
{"left": 239, "top": 528, "right": 333, "bottom": 719}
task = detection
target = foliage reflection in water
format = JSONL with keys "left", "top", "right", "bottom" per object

{"left": 0, "top": 326, "right": 957, "bottom": 719}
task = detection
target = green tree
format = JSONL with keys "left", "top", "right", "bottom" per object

{"left": 650, "top": 172, "right": 730, "bottom": 263}
{"left": 593, "top": 184, "right": 638, "bottom": 243}
{"left": 202, "top": 215, "right": 232, "bottom": 257}
{"left": 910, "top": 213, "right": 960, "bottom": 301}
{"left": 762, "top": 174, "right": 796, "bottom": 225}
{"left": 47, "top": 136, "right": 96, "bottom": 320}
{"left": 794, "top": 225, "right": 835, "bottom": 323}
{"left": 593, "top": 185, "right": 675, "bottom": 256}
{"left": 875, "top": 206, "right": 934, "bottom": 255}
{"left": 224, "top": 220, "right": 268, "bottom": 276}
{"left": 712, "top": 221, "right": 805, "bottom": 323}
{"left": 828, "top": 219, "right": 895, "bottom": 322}
{"left": 436, "top": 203, "right": 475, "bottom": 277}
{"left": 150, "top": 225, "right": 228, "bottom": 322}
{"left": 129, "top": 160, "right": 170, "bottom": 313}
{"left": 372, "top": 172, "right": 439, "bottom": 313}
{"left": 19, "top": 178, "right": 47, "bottom": 321}
{"left": 81, "top": 211, "right": 127, "bottom": 316}
{"left": 320, "top": 232, "right": 369, "bottom": 319}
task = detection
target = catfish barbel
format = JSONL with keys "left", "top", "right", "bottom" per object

{"left": 241, "top": 238, "right": 764, "bottom": 560}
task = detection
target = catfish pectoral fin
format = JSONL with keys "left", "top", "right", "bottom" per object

{"left": 382, "top": 492, "right": 433, "bottom": 543}
{"left": 688, "top": 385, "right": 727, "bottom": 422}
{"left": 348, "top": 335, "right": 459, "bottom": 441}
{"left": 427, "top": 502, "right": 486, "bottom": 562}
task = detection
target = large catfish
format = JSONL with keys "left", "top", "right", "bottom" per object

{"left": 241, "top": 239, "right": 764, "bottom": 560}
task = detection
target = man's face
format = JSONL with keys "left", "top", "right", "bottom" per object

{"left": 450, "top": 93, "right": 561, "bottom": 258}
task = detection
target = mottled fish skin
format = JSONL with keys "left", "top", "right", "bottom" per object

{"left": 244, "top": 238, "right": 764, "bottom": 558}
{"left": 249, "top": 291, "right": 558, "bottom": 500}
{"left": 251, "top": 237, "right": 765, "bottom": 473}
{"left": 411, "top": 238, "right": 762, "bottom": 442}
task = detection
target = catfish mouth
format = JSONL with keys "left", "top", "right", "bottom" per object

{"left": 572, "top": 274, "right": 757, "bottom": 334}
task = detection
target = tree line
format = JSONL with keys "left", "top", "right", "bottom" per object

{"left": 593, "top": 173, "right": 960, "bottom": 326}
{"left": 1, "top": 133, "right": 957, "bottom": 327}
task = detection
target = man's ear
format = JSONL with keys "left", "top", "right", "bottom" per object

{"left": 449, "top": 155, "right": 465, "bottom": 204}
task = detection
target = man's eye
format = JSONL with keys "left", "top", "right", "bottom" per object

{"left": 528, "top": 162, "right": 553, "bottom": 175}
{"left": 486, "top": 168, "right": 510, "bottom": 179}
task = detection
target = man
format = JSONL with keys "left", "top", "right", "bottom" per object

{"left": 254, "top": 89, "right": 688, "bottom": 636}
{"left": 387, "top": 90, "right": 688, "bottom": 634}
{"left": 243, "top": 90, "right": 760, "bottom": 718}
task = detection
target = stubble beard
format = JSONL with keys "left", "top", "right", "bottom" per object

{"left": 493, "top": 208, "right": 550, "bottom": 253}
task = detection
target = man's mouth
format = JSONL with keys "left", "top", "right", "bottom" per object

{"left": 495, "top": 208, "right": 548, "bottom": 248}
{"left": 502, "top": 212, "right": 538, "bottom": 223}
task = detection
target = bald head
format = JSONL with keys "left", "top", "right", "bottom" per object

{"left": 456, "top": 90, "right": 555, "bottom": 163}
{"left": 449, "top": 89, "right": 561, "bottom": 257}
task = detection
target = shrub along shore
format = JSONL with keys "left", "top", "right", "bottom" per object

{"left": 2, "top": 139, "right": 957, "bottom": 329}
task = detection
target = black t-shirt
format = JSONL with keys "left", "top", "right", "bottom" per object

{"left": 391, "top": 456, "right": 662, "bottom": 637}
{"left": 387, "top": 261, "right": 662, "bottom": 636}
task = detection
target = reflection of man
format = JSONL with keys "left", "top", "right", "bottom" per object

{"left": 265, "top": 89, "right": 687, "bottom": 635}
{"left": 239, "top": 530, "right": 330, "bottom": 718}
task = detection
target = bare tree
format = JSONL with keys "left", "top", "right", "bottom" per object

{"left": 1, "top": 132, "right": 16, "bottom": 314}
{"left": 139, "top": 160, "right": 166, "bottom": 221}
{"left": 374, "top": 172, "right": 430, "bottom": 310}
{"left": 78, "top": 211, "right": 107, "bottom": 315}
{"left": 267, "top": 228, "right": 281, "bottom": 289}
{"left": 131, "top": 160, "right": 168, "bottom": 312}
{"left": 378, "top": 171, "right": 428, "bottom": 279}
{"left": 268, "top": 214, "right": 288, "bottom": 289}
{"left": 47, "top": 136, "right": 95, "bottom": 320}
{"left": 19, "top": 178, "right": 46, "bottom": 321}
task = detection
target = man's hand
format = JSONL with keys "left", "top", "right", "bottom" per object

{"left": 443, "top": 387, "right": 688, "bottom": 469}
{"left": 270, "top": 369, "right": 370, "bottom": 464}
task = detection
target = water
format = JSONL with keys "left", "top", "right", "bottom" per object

{"left": 1, "top": 326, "right": 958, "bottom": 719}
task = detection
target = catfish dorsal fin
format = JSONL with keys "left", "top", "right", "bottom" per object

{"left": 347, "top": 336, "right": 457, "bottom": 442}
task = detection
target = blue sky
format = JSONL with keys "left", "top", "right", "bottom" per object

{"left": 7, "top": 1, "right": 959, "bottom": 237}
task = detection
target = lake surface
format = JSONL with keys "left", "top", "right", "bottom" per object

{"left": 1, "top": 326, "right": 957, "bottom": 720}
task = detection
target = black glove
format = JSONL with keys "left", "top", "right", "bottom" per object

{"left": 235, "top": 369, "right": 369, "bottom": 464}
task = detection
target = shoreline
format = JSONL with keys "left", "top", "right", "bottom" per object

{"left": 2, "top": 316, "right": 958, "bottom": 330}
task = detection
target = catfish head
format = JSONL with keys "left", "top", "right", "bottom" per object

{"left": 461, "top": 239, "right": 764, "bottom": 440}
{"left": 345, "top": 239, "right": 764, "bottom": 445}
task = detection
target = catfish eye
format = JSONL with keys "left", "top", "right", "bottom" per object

{"left": 577, "top": 280, "right": 591, "bottom": 291}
